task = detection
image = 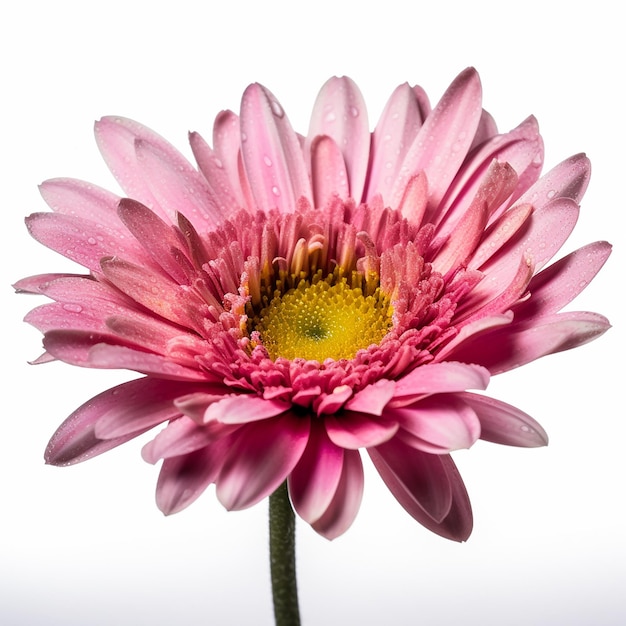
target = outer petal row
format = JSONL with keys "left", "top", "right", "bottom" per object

{"left": 44, "top": 378, "right": 201, "bottom": 465}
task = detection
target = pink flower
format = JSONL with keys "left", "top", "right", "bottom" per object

{"left": 17, "top": 68, "right": 610, "bottom": 541}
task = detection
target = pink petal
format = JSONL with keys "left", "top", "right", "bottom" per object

{"left": 32, "top": 274, "right": 136, "bottom": 308}
{"left": 471, "top": 109, "right": 498, "bottom": 149}
{"left": 188, "top": 130, "right": 241, "bottom": 212}
{"left": 517, "top": 152, "right": 590, "bottom": 208}
{"left": 216, "top": 412, "right": 310, "bottom": 510}
{"left": 39, "top": 178, "right": 123, "bottom": 229}
{"left": 100, "top": 257, "right": 205, "bottom": 330}
{"left": 24, "top": 277, "right": 190, "bottom": 357}
{"left": 461, "top": 198, "right": 580, "bottom": 317}
{"left": 30, "top": 352, "right": 55, "bottom": 365}
{"left": 344, "top": 379, "right": 396, "bottom": 416}
{"left": 449, "top": 311, "right": 611, "bottom": 374}
{"left": 173, "top": 391, "right": 234, "bottom": 423}
{"left": 390, "top": 68, "right": 483, "bottom": 213}
{"left": 288, "top": 422, "right": 345, "bottom": 523}
{"left": 94, "top": 116, "right": 184, "bottom": 222}
{"left": 43, "top": 335, "right": 208, "bottom": 381}
{"left": 314, "top": 385, "right": 353, "bottom": 415}
{"left": 104, "top": 314, "right": 192, "bottom": 355}
{"left": 44, "top": 378, "right": 179, "bottom": 465}
{"left": 13, "top": 273, "right": 83, "bottom": 295}
{"left": 212, "top": 109, "right": 253, "bottom": 209}
{"left": 470, "top": 202, "right": 534, "bottom": 269}
{"left": 25, "top": 301, "right": 109, "bottom": 334}
{"left": 310, "top": 135, "right": 349, "bottom": 207}
{"left": 434, "top": 161, "right": 517, "bottom": 275}
{"left": 391, "top": 361, "right": 490, "bottom": 408}
{"left": 366, "top": 82, "right": 429, "bottom": 203}
{"left": 513, "top": 241, "right": 612, "bottom": 319}
{"left": 240, "top": 83, "right": 312, "bottom": 213}
{"left": 370, "top": 442, "right": 473, "bottom": 541}
{"left": 25, "top": 212, "right": 134, "bottom": 274}
{"left": 437, "top": 116, "right": 543, "bottom": 226}
{"left": 117, "top": 198, "right": 191, "bottom": 284}
{"left": 88, "top": 343, "right": 210, "bottom": 380}
{"left": 204, "top": 394, "right": 291, "bottom": 425}
{"left": 421, "top": 456, "right": 473, "bottom": 542}
{"left": 455, "top": 254, "right": 535, "bottom": 326}
{"left": 434, "top": 312, "right": 514, "bottom": 363}
{"left": 324, "top": 411, "right": 399, "bottom": 449}
{"left": 459, "top": 393, "right": 548, "bottom": 447}
{"left": 133, "top": 138, "right": 222, "bottom": 230}
{"left": 156, "top": 440, "right": 232, "bottom": 515}
{"left": 42, "top": 330, "right": 122, "bottom": 366}
{"left": 481, "top": 197, "right": 580, "bottom": 276}
{"left": 142, "top": 416, "right": 234, "bottom": 464}
{"left": 369, "top": 438, "right": 452, "bottom": 523}
{"left": 396, "top": 172, "right": 429, "bottom": 226}
{"left": 391, "top": 395, "right": 481, "bottom": 452}
{"left": 93, "top": 378, "right": 201, "bottom": 439}
{"left": 436, "top": 161, "right": 517, "bottom": 266}
{"left": 311, "top": 449, "right": 364, "bottom": 540}
{"left": 307, "top": 76, "right": 370, "bottom": 201}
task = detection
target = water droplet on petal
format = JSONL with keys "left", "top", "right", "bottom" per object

{"left": 270, "top": 100, "right": 285, "bottom": 118}
{"left": 349, "top": 106, "right": 359, "bottom": 117}
{"left": 263, "top": 155, "right": 273, "bottom": 167}
{"left": 63, "top": 303, "right": 83, "bottom": 313}
{"left": 547, "top": 189, "right": 556, "bottom": 199}
{"left": 87, "top": 237, "right": 97, "bottom": 245}
{"left": 271, "top": 186, "right": 280, "bottom": 196}
{"left": 324, "top": 111, "right": 336, "bottom": 123}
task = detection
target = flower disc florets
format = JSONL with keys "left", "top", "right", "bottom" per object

{"left": 253, "top": 273, "right": 393, "bottom": 362}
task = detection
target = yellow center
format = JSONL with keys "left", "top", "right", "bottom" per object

{"left": 256, "top": 277, "right": 393, "bottom": 362}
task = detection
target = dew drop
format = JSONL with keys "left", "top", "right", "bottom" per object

{"left": 241, "top": 132, "right": 248, "bottom": 142}
{"left": 63, "top": 303, "right": 83, "bottom": 313}
{"left": 263, "top": 155, "right": 273, "bottom": 167}
{"left": 271, "top": 186, "right": 281, "bottom": 196}
{"left": 87, "top": 237, "right": 97, "bottom": 245}
{"left": 349, "top": 106, "right": 359, "bottom": 118}
{"left": 546, "top": 189, "right": 556, "bottom": 199}
{"left": 270, "top": 100, "right": 285, "bottom": 118}
{"left": 324, "top": 111, "right": 336, "bottom": 123}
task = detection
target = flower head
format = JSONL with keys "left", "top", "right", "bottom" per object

{"left": 17, "top": 68, "right": 611, "bottom": 541}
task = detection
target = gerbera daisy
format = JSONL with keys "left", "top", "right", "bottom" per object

{"left": 16, "top": 67, "right": 610, "bottom": 545}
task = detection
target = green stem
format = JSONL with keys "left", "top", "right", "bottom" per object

{"left": 269, "top": 482, "right": 301, "bottom": 626}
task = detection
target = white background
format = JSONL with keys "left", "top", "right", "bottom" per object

{"left": 2, "top": 1, "right": 623, "bottom": 624}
